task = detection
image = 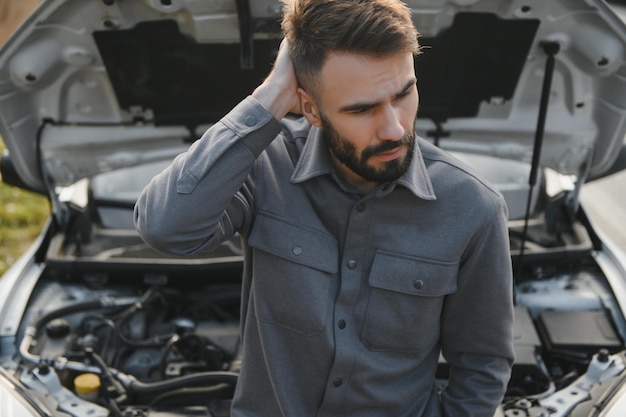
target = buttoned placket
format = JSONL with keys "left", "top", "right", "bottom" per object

{"left": 317, "top": 193, "right": 374, "bottom": 416}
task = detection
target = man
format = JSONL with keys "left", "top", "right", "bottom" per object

{"left": 134, "top": 0, "right": 515, "bottom": 416}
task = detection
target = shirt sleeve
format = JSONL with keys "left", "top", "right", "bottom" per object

{"left": 439, "top": 193, "right": 515, "bottom": 417}
{"left": 134, "top": 96, "right": 282, "bottom": 255}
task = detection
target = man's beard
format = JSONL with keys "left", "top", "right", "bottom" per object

{"left": 321, "top": 114, "right": 415, "bottom": 183}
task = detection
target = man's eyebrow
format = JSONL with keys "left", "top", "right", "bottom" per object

{"left": 338, "top": 79, "right": 417, "bottom": 113}
{"left": 397, "top": 79, "right": 417, "bottom": 97}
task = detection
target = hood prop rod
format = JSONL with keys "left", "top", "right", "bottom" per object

{"left": 235, "top": 0, "right": 254, "bottom": 69}
{"left": 515, "top": 41, "right": 560, "bottom": 287}
{"left": 36, "top": 120, "right": 70, "bottom": 228}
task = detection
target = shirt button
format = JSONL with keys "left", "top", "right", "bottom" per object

{"left": 381, "top": 183, "right": 390, "bottom": 191}
{"left": 292, "top": 246, "right": 303, "bottom": 256}
{"left": 333, "top": 378, "right": 343, "bottom": 387}
{"left": 413, "top": 279, "right": 424, "bottom": 289}
{"left": 347, "top": 260, "right": 357, "bottom": 269}
{"left": 338, "top": 320, "right": 346, "bottom": 329}
{"left": 244, "top": 116, "right": 257, "bottom": 126}
{"left": 356, "top": 202, "right": 366, "bottom": 212}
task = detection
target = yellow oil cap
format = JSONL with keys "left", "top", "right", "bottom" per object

{"left": 74, "top": 373, "right": 101, "bottom": 397}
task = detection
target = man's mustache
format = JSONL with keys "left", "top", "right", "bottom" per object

{"left": 362, "top": 133, "right": 413, "bottom": 160}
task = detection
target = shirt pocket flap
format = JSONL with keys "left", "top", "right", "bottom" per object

{"left": 249, "top": 213, "right": 338, "bottom": 274}
{"left": 369, "top": 250, "right": 458, "bottom": 297}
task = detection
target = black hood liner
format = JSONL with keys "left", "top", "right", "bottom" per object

{"left": 93, "top": 13, "right": 539, "bottom": 127}
{"left": 416, "top": 13, "right": 540, "bottom": 122}
{"left": 93, "top": 20, "right": 281, "bottom": 128}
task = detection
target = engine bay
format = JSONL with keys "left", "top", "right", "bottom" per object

{"left": 1, "top": 244, "right": 624, "bottom": 417}
{"left": 15, "top": 277, "right": 242, "bottom": 417}
{"left": 1, "top": 146, "right": 622, "bottom": 417}
{"left": 3, "top": 154, "right": 626, "bottom": 416}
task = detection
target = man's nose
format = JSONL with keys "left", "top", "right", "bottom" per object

{"left": 377, "top": 104, "right": 404, "bottom": 141}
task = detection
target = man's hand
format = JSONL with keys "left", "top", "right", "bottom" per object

{"left": 252, "top": 39, "right": 302, "bottom": 120}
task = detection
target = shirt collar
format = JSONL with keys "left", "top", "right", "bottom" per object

{"left": 290, "top": 125, "right": 335, "bottom": 182}
{"left": 290, "top": 125, "right": 437, "bottom": 200}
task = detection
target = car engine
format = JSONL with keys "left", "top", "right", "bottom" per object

{"left": 2, "top": 254, "right": 624, "bottom": 417}
{"left": 13, "top": 279, "right": 242, "bottom": 417}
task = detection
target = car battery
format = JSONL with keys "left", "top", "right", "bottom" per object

{"left": 536, "top": 309, "right": 622, "bottom": 356}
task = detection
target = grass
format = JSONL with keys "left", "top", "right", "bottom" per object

{"left": 0, "top": 139, "right": 49, "bottom": 275}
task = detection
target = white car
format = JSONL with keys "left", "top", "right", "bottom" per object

{"left": 2, "top": 1, "right": 626, "bottom": 416}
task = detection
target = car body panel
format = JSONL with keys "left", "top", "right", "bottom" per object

{"left": 1, "top": 0, "right": 626, "bottom": 193}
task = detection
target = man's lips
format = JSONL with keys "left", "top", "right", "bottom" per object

{"left": 372, "top": 145, "right": 406, "bottom": 162}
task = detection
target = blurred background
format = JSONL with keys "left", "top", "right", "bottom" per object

{"left": 0, "top": 0, "right": 47, "bottom": 275}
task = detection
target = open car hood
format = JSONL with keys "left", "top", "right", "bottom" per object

{"left": 1, "top": 0, "right": 626, "bottom": 194}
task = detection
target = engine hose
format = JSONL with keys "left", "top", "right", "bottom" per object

{"left": 18, "top": 296, "right": 137, "bottom": 371}
{"left": 32, "top": 296, "right": 137, "bottom": 330}
{"left": 112, "top": 369, "right": 238, "bottom": 395}
{"left": 19, "top": 327, "right": 99, "bottom": 373}
{"left": 85, "top": 348, "right": 126, "bottom": 399}
{"left": 149, "top": 383, "right": 236, "bottom": 408}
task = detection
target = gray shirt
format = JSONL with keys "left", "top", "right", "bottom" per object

{"left": 134, "top": 96, "right": 515, "bottom": 417}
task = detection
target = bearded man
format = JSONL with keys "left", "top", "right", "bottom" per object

{"left": 135, "top": 1, "right": 514, "bottom": 415}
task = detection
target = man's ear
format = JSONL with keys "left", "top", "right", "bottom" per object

{"left": 298, "top": 88, "right": 322, "bottom": 127}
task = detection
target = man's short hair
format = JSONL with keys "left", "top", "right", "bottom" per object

{"left": 281, "top": 0, "right": 421, "bottom": 95}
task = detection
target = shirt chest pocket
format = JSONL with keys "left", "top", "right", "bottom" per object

{"left": 362, "top": 250, "right": 458, "bottom": 353}
{"left": 248, "top": 213, "right": 338, "bottom": 336}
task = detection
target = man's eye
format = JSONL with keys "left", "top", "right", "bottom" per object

{"left": 397, "top": 89, "right": 412, "bottom": 99}
{"left": 351, "top": 108, "right": 370, "bottom": 114}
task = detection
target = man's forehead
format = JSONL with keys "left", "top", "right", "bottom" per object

{"left": 317, "top": 51, "right": 416, "bottom": 107}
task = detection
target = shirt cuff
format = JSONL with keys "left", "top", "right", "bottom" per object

{"left": 221, "top": 96, "right": 283, "bottom": 157}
